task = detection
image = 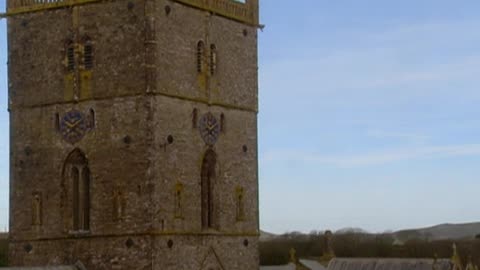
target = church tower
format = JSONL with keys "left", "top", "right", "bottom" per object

{"left": 5, "top": 0, "right": 259, "bottom": 269}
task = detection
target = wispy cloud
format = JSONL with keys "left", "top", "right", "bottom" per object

{"left": 261, "top": 19, "right": 480, "bottom": 103}
{"left": 262, "top": 144, "right": 480, "bottom": 167}
{"left": 366, "top": 129, "right": 430, "bottom": 143}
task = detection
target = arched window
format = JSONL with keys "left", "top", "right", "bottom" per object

{"left": 65, "top": 40, "right": 75, "bottom": 72}
{"left": 63, "top": 149, "right": 91, "bottom": 232}
{"left": 201, "top": 149, "right": 216, "bottom": 229}
{"left": 210, "top": 44, "right": 217, "bottom": 76}
{"left": 54, "top": 113, "right": 60, "bottom": 132}
{"left": 197, "top": 41, "right": 205, "bottom": 73}
{"left": 83, "top": 36, "right": 93, "bottom": 70}
{"left": 88, "top": 108, "right": 95, "bottom": 129}
{"left": 220, "top": 113, "right": 225, "bottom": 133}
{"left": 192, "top": 108, "right": 198, "bottom": 128}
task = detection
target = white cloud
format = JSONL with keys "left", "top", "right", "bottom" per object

{"left": 262, "top": 144, "right": 480, "bottom": 167}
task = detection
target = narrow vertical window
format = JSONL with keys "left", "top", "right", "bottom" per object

{"left": 192, "top": 108, "right": 198, "bottom": 128}
{"left": 201, "top": 149, "right": 216, "bottom": 229}
{"left": 81, "top": 167, "right": 90, "bottom": 231}
{"left": 31, "top": 193, "right": 42, "bottom": 226}
{"left": 54, "top": 113, "right": 60, "bottom": 132}
{"left": 63, "top": 149, "right": 91, "bottom": 232}
{"left": 83, "top": 37, "right": 93, "bottom": 70}
{"left": 210, "top": 44, "right": 217, "bottom": 76}
{"left": 220, "top": 113, "right": 225, "bottom": 133}
{"left": 66, "top": 40, "right": 75, "bottom": 72}
{"left": 197, "top": 41, "right": 205, "bottom": 73}
{"left": 175, "top": 182, "right": 184, "bottom": 219}
{"left": 72, "top": 167, "right": 80, "bottom": 230}
{"left": 236, "top": 187, "right": 245, "bottom": 221}
{"left": 89, "top": 109, "right": 95, "bottom": 129}
{"left": 113, "top": 189, "right": 126, "bottom": 221}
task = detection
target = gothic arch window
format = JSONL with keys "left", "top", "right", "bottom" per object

{"left": 82, "top": 36, "right": 94, "bottom": 70}
{"left": 210, "top": 44, "right": 217, "bottom": 76}
{"left": 63, "top": 148, "right": 91, "bottom": 232}
{"left": 54, "top": 113, "right": 60, "bottom": 132}
{"left": 201, "top": 149, "right": 216, "bottom": 229}
{"left": 220, "top": 113, "right": 225, "bottom": 133}
{"left": 65, "top": 39, "right": 75, "bottom": 72}
{"left": 192, "top": 108, "right": 198, "bottom": 128}
{"left": 197, "top": 41, "right": 205, "bottom": 73}
{"left": 88, "top": 108, "right": 95, "bottom": 129}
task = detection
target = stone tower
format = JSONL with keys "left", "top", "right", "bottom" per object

{"left": 5, "top": 0, "right": 259, "bottom": 269}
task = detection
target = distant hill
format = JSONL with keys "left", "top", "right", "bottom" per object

{"left": 335, "top": 227, "right": 369, "bottom": 234}
{"left": 394, "top": 222, "right": 480, "bottom": 242}
{"left": 260, "top": 222, "right": 480, "bottom": 243}
{"left": 260, "top": 230, "right": 278, "bottom": 241}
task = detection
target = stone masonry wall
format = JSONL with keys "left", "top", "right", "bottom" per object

{"left": 155, "top": 0, "right": 258, "bottom": 111}
{"left": 8, "top": 0, "right": 259, "bottom": 268}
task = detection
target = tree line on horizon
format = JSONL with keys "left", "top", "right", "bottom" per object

{"left": 260, "top": 231, "right": 480, "bottom": 266}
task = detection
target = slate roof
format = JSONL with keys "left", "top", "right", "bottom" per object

{"left": 260, "top": 263, "right": 297, "bottom": 270}
{"left": 300, "top": 259, "right": 327, "bottom": 270}
{"left": 327, "top": 258, "right": 452, "bottom": 270}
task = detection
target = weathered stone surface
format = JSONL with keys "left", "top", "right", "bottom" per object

{"left": 0, "top": 267, "right": 79, "bottom": 270}
{"left": 7, "top": 0, "right": 259, "bottom": 269}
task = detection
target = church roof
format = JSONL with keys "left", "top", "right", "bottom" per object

{"left": 260, "top": 263, "right": 296, "bottom": 270}
{"left": 327, "top": 258, "right": 452, "bottom": 270}
{"left": 300, "top": 259, "right": 327, "bottom": 270}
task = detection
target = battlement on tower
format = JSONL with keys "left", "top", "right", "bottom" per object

{"left": 4, "top": 0, "right": 259, "bottom": 25}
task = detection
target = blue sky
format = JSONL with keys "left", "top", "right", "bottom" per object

{"left": 0, "top": 0, "right": 8, "bottom": 232}
{"left": 1, "top": 1, "right": 480, "bottom": 234}
{"left": 258, "top": 1, "right": 480, "bottom": 233}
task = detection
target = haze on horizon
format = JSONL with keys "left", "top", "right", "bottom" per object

{"left": 1, "top": 1, "right": 480, "bottom": 234}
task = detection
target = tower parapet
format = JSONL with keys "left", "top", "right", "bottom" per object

{"left": 6, "top": 0, "right": 259, "bottom": 25}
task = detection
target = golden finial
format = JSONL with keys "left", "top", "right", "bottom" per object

{"left": 289, "top": 248, "right": 297, "bottom": 263}
{"left": 451, "top": 243, "right": 463, "bottom": 270}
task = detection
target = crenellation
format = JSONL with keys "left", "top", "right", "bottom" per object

{"left": 6, "top": 0, "right": 259, "bottom": 25}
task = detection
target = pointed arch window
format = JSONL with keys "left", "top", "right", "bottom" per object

{"left": 65, "top": 40, "right": 75, "bottom": 72}
{"left": 83, "top": 36, "right": 94, "bottom": 70}
{"left": 63, "top": 149, "right": 91, "bottom": 232}
{"left": 197, "top": 41, "right": 205, "bottom": 74}
{"left": 210, "top": 44, "right": 217, "bottom": 76}
{"left": 201, "top": 149, "right": 216, "bottom": 229}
